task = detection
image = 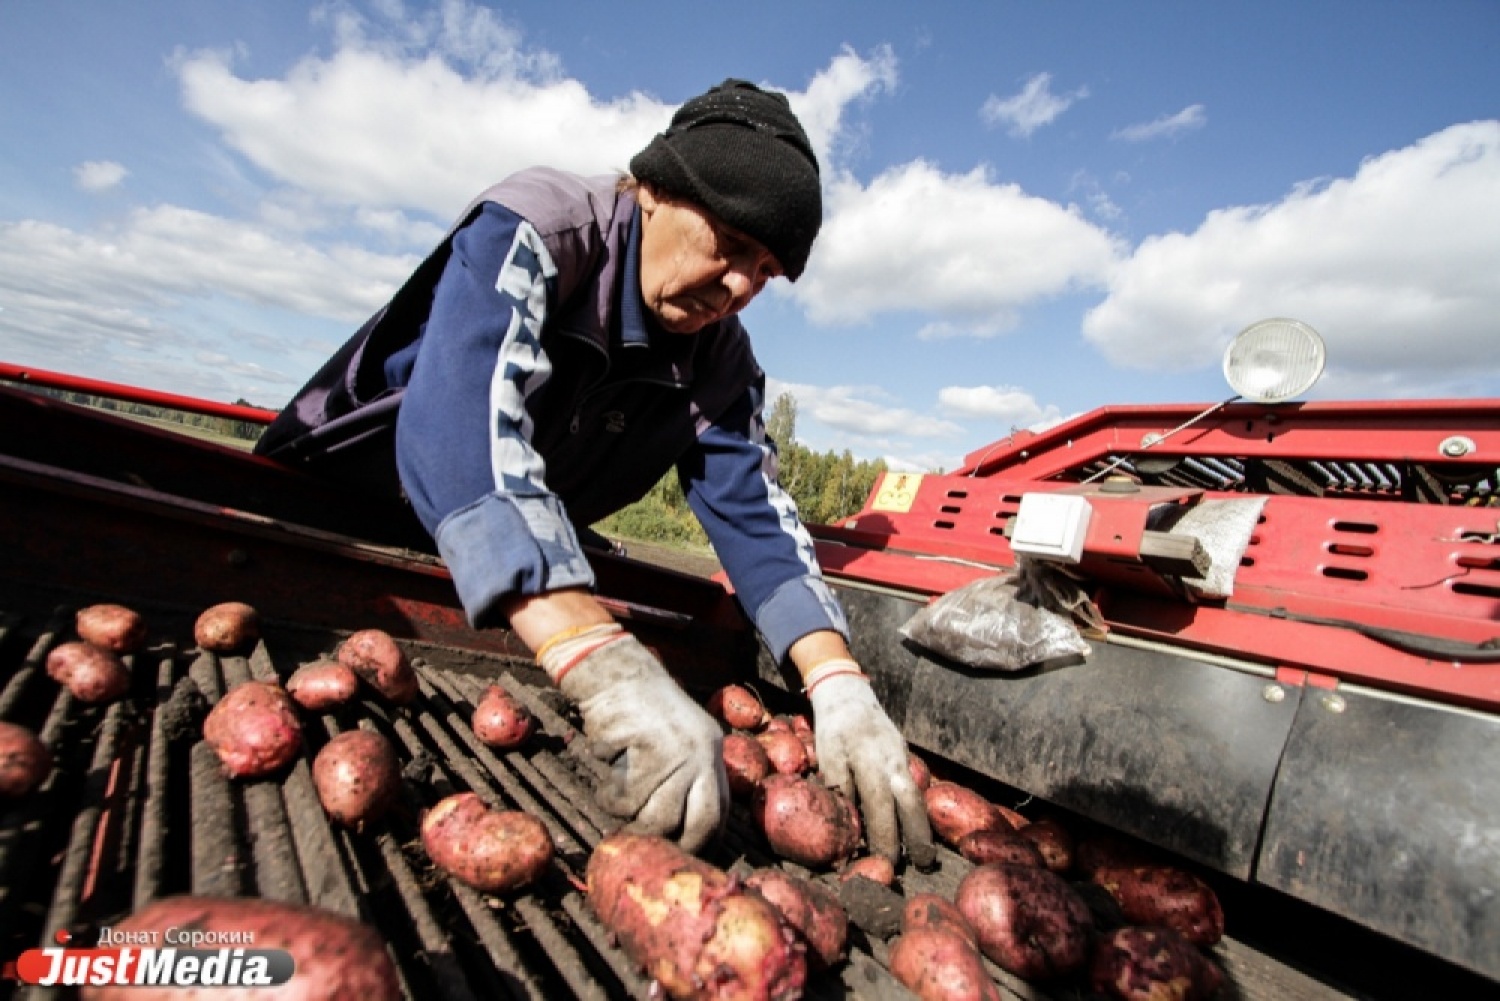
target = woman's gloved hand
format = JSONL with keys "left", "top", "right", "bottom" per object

{"left": 550, "top": 627, "right": 728, "bottom": 854}
{"left": 805, "top": 662, "right": 935, "bottom": 867}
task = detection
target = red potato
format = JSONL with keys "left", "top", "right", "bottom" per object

{"left": 471, "top": 684, "right": 535, "bottom": 749}
{"left": 46, "top": 641, "right": 131, "bottom": 704}
{"left": 1017, "top": 818, "right": 1075, "bottom": 874}
{"left": 903, "top": 893, "right": 977, "bottom": 947}
{"left": 1090, "top": 925, "right": 1225, "bottom": 1001}
{"left": 203, "top": 680, "right": 303, "bottom": 779}
{"left": 421, "top": 792, "right": 552, "bottom": 894}
{"left": 0, "top": 722, "right": 52, "bottom": 798}
{"left": 757, "top": 728, "right": 810, "bottom": 776}
{"left": 745, "top": 867, "right": 849, "bottom": 969}
{"left": 956, "top": 863, "right": 1094, "bottom": 981}
{"left": 958, "top": 829, "right": 1047, "bottom": 868}
{"left": 723, "top": 731, "right": 772, "bottom": 798}
{"left": 707, "top": 683, "right": 769, "bottom": 731}
{"left": 338, "top": 629, "right": 418, "bottom": 705}
{"left": 754, "top": 773, "right": 862, "bottom": 869}
{"left": 925, "top": 781, "right": 1009, "bottom": 846}
{"left": 840, "top": 855, "right": 896, "bottom": 886}
{"left": 313, "top": 729, "right": 402, "bottom": 829}
{"left": 908, "top": 752, "right": 933, "bottom": 792}
{"left": 1076, "top": 833, "right": 1160, "bottom": 878}
{"left": 194, "top": 601, "right": 260, "bottom": 653}
{"left": 75, "top": 603, "right": 147, "bottom": 654}
{"left": 762, "top": 716, "right": 793, "bottom": 735}
{"left": 587, "top": 833, "right": 806, "bottom": 1000}
{"left": 889, "top": 926, "right": 1003, "bottom": 1001}
{"left": 78, "top": 894, "right": 400, "bottom": 1001}
{"left": 286, "top": 659, "right": 360, "bottom": 711}
{"left": 1092, "top": 866, "right": 1225, "bottom": 947}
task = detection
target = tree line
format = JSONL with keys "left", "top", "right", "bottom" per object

{"left": 595, "top": 393, "right": 887, "bottom": 547}
{"left": 28, "top": 387, "right": 267, "bottom": 442}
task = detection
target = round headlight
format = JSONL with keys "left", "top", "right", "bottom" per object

{"left": 1222, "top": 318, "right": 1326, "bottom": 402}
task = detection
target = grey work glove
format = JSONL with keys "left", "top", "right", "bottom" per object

{"left": 808, "top": 671, "right": 935, "bottom": 867}
{"left": 559, "top": 633, "right": 728, "bottom": 854}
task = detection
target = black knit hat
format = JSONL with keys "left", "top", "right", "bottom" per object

{"left": 630, "top": 79, "right": 822, "bottom": 280}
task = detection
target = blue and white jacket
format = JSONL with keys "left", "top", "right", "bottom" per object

{"left": 255, "top": 167, "right": 848, "bottom": 663}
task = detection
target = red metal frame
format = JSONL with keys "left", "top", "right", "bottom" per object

{"left": 0, "top": 361, "right": 278, "bottom": 424}
{"left": 812, "top": 397, "right": 1500, "bottom": 712}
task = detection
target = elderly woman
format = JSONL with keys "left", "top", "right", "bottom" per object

{"left": 257, "top": 79, "right": 932, "bottom": 865}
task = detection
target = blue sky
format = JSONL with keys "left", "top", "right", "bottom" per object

{"left": 2, "top": 0, "right": 1497, "bottom": 471}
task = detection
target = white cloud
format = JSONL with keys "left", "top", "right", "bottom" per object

{"left": 1083, "top": 121, "right": 1500, "bottom": 384}
{"left": 937, "top": 385, "right": 1062, "bottom": 429}
{"left": 74, "top": 160, "right": 128, "bottom": 192}
{"left": 768, "top": 378, "right": 964, "bottom": 440}
{"left": 980, "top": 73, "right": 1088, "bottom": 138}
{"left": 1112, "top": 104, "right": 1207, "bottom": 142}
{"left": 795, "top": 160, "right": 1125, "bottom": 326}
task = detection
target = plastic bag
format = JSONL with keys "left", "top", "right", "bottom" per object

{"left": 899, "top": 574, "right": 1091, "bottom": 672}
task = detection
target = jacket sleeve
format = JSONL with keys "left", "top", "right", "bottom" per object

{"left": 678, "top": 379, "right": 850, "bottom": 664}
{"left": 394, "top": 202, "right": 594, "bottom": 628}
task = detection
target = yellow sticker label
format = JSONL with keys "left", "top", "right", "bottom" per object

{"left": 870, "top": 473, "right": 923, "bottom": 513}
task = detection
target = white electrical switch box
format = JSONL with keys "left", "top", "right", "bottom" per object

{"left": 1010, "top": 493, "right": 1092, "bottom": 563}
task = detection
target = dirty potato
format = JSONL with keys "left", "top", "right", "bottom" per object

{"left": 707, "top": 683, "right": 769, "bottom": 731}
{"left": 421, "top": 792, "right": 552, "bottom": 894}
{"left": 471, "top": 684, "right": 535, "bottom": 750}
{"left": 313, "top": 729, "right": 402, "bottom": 829}
{"left": 0, "top": 722, "right": 52, "bottom": 798}
{"left": 203, "top": 680, "right": 303, "bottom": 779}
{"left": 956, "top": 862, "right": 1094, "bottom": 981}
{"left": 587, "top": 833, "right": 806, "bottom": 1000}
{"left": 925, "top": 781, "right": 1009, "bottom": 846}
{"left": 745, "top": 867, "right": 849, "bottom": 970}
{"left": 338, "top": 629, "right": 418, "bottom": 705}
{"left": 194, "top": 601, "right": 261, "bottom": 653}
{"left": 890, "top": 926, "right": 1002, "bottom": 1001}
{"left": 723, "top": 731, "right": 772, "bottom": 798}
{"left": 286, "top": 659, "right": 360, "bottom": 711}
{"left": 46, "top": 641, "right": 131, "bottom": 704}
{"left": 1090, "top": 925, "right": 1225, "bottom": 1001}
{"left": 753, "top": 773, "right": 862, "bottom": 869}
{"left": 75, "top": 603, "right": 147, "bottom": 654}
{"left": 1092, "top": 865, "right": 1225, "bottom": 947}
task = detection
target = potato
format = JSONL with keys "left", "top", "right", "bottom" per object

{"left": 286, "top": 659, "right": 360, "bottom": 711}
{"left": 956, "top": 863, "right": 1094, "bottom": 981}
{"left": 745, "top": 867, "right": 849, "bottom": 969}
{"left": 1090, "top": 925, "right": 1224, "bottom": 1001}
{"left": 78, "top": 894, "right": 400, "bottom": 1001}
{"left": 1017, "top": 818, "right": 1074, "bottom": 873}
{"left": 338, "top": 629, "right": 418, "bottom": 705}
{"left": 1076, "top": 833, "right": 1159, "bottom": 877}
{"left": 924, "top": 781, "right": 1008, "bottom": 846}
{"left": 194, "top": 601, "right": 260, "bottom": 653}
{"left": 587, "top": 833, "right": 806, "bottom": 1000}
{"left": 903, "top": 893, "right": 977, "bottom": 946}
{"left": 0, "top": 722, "right": 52, "bottom": 798}
{"left": 908, "top": 752, "right": 933, "bottom": 792}
{"left": 707, "top": 683, "right": 769, "bottom": 730}
{"left": 789, "top": 714, "right": 817, "bottom": 769}
{"left": 471, "top": 684, "right": 535, "bottom": 749}
{"left": 723, "top": 731, "right": 772, "bottom": 798}
{"left": 1092, "top": 865, "right": 1225, "bottom": 947}
{"left": 957, "top": 829, "right": 1046, "bottom": 868}
{"left": 46, "top": 641, "right": 131, "bottom": 704}
{"left": 889, "top": 926, "right": 1002, "bottom": 1001}
{"left": 313, "top": 729, "right": 401, "bottom": 829}
{"left": 203, "top": 680, "right": 303, "bottom": 779}
{"left": 756, "top": 728, "right": 809, "bottom": 776}
{"left": 75, "top": 603, "right": 147, "bottom": 654}
{"left": 421, "top": 791, "right": 552, "bottom": 894}
{"left": 753, "top": 773, "right": 862, "bottom": 869}
{"left": 840, "top": 855, "right": 896, "bottom": 886}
